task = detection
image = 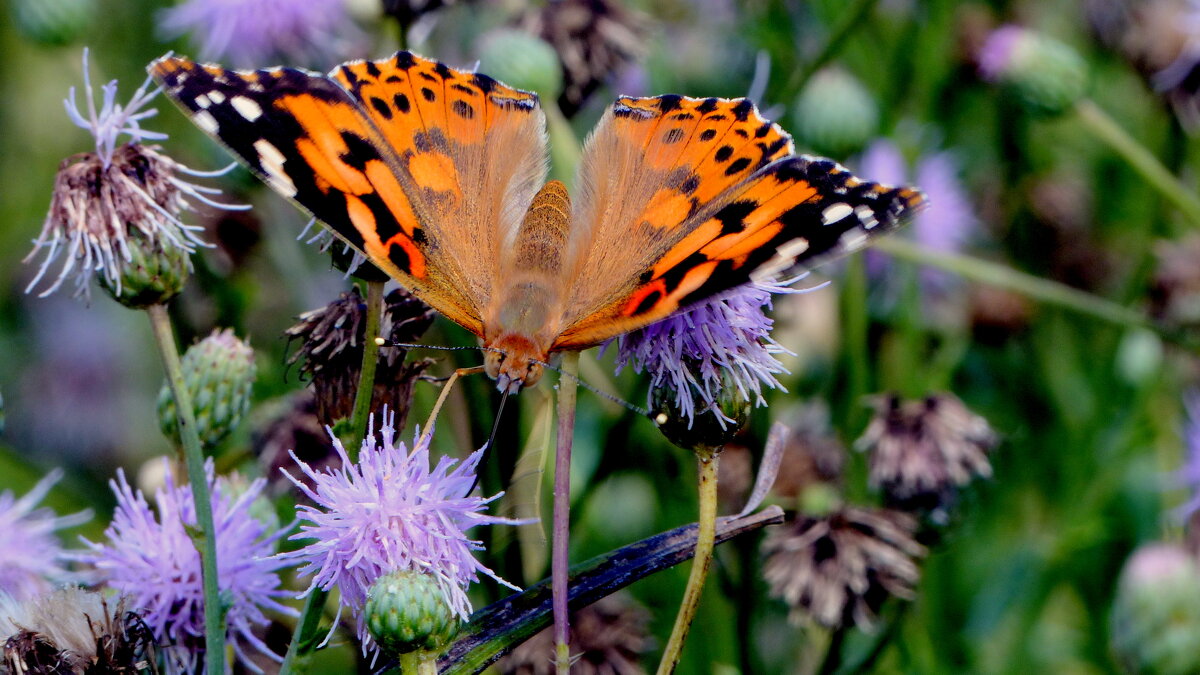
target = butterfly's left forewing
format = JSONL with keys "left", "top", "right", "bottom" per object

{"left": 553, "top": 95, "right": 924, "bottom": 349}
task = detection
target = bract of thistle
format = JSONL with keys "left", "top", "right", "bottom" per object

{"left": 76, "top": 460, "right": 295, "bottom": 675}
{"left": 24, "top": 49, "right": 244, "bottom": 302}
{"left": 277, "top": 410, "right": 528, "bottom": 655}
{"left": 0, "top": 470, "right": 89, "bottom": 602}
{"left": 610, "top": 279, "right": 807, "bottom": 430}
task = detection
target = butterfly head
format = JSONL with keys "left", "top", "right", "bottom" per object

{"left": 484, "top": 333, "right": 547, "bottom": 393}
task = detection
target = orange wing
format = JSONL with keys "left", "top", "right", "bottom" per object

{"left": 149, "top": 52, "right": 548, "bottom": 336}
{"left": 553, "top": 95, "right": 925, "bottom": 349}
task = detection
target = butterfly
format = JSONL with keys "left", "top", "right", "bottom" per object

{"left": 150, "top": 51, "right": 924, "bottom": 393}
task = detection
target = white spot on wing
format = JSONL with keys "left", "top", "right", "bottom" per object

{"left": 194, "top": 93, "right": 211, "bottom": 109}
{"left": 253, "top": 139, "right": 296, "bottom": 197}
{"left": 751, "top": 238, "right": 810, "bottom": 283}
{"left": 231, "top": 96, "right": 263, "bottom": 121}
{"left": 855, "top": 205, "right": 878, "bottom": 229}
{"left": 193, "top": 110, "right": 219, "bottom": 133}
{"left": 822, "top": 202, "right": 853, "bottom": 225}
{"left": 839, "top": 229, "right": 868, "bottom": 251}
{"left": 208, "top": 91, "right": 226, "bottom": 104}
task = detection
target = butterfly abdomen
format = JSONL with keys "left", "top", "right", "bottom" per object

{"left": 511, "top": 180, "right": 571, "bottom": 275}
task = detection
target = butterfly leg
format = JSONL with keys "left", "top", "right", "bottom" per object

{"left": 421, "top": 365, "right": 486, "bottom": 442}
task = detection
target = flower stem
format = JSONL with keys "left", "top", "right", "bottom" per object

{"left": 349, "top": 279, "right": 386, "bottom": 457}
{"left": 871, "top": 237, "right": 1200, "bottom": 352}
{"left": 398, "top": 651, "right": 437, "bottom": 675}
{"left": 1075, "top": 99, "right": 1200, "bottom": 229}
{"left": 552, "top": 350, "right": 580, "bottom": 674}
{"left": 656, "top": 451, "right": 720, "bottom": 675}
{"left": 280, "top": 280, "right": 386, "bottom": 674}
{"left": 145, "top": 303, "right": 225, "bottom": 675}
{"left": 788, "top": 0, "right": 880, "bottom": 93}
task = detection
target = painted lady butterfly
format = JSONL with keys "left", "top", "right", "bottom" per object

{"left": 150, "top": 51, "right": 924, "bottom": 393}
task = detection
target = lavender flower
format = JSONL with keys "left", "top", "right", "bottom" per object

{"left": 0, "top": 470, "right": 88, "bottom": 601}
{"left": 859, "top": 139, "right": 976, "bottom": 293}
{"left": 1156, "top": 1, "right": 1200, "bottom": 128}
{"left": 1176, "top": 390, "right": 1200, "bottom": 521}
{"left": 24, "top": 49, "right": 243, "bottom": 303}
{"left": 278, "top": 411, "right": 524, "bottom": 653}
{"left": 77, "top": 460, "right": 294, "bottom": 674}
{"left": 610, "top": 279, "right": 799, "bottom": 430}
{"left": 158, "top": 0, "right": 362, "bottom": 69}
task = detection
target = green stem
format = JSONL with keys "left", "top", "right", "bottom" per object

{"left": 656, "top": 452, "right": 720, "bottom": 675}
{"left": 349, "top": 279, "right": 386, "bottom": 456}
{"left": 146, "top": 303, "right": 225, "bottom": 675}
{"left": 842, "top": 255, "right": 871, "bottom": 433}
{"left": 398, "top": 651, "right": 436, "bottom": 675}
{"left": 280, "top": 279, "right": 386, "bottom": 675}
{"left": 788, "top": 0, "right": 880, "bottom": 93}
{"left": 871, "top": 237, "right": 1200, "bottom": 352}
{"left": 1075, "top": 98, "right": 1200, "bottom": 228}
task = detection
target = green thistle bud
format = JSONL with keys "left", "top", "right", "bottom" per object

{"left": 652, "top": 370, "right": 751, "bottom": 455}
{"left": 99, "top": 229, "right": 190, "bottom": 309}
{"left": 978, "top": 25, "right": 1087, "bottom": 114}
{"left": 1111, "top": 543, "right": 1200, "bottom": 675}
{"left": 10, "top": 0, "right": 94, "bottom": 46}
{"left": 792, "top": 67, "right": 879, "bottom": 158}
{"left": 157, "top": 329, "right": 256, "bottom": 448}
{"left": 479, "top": 29, "right": 564, "bottom": 101}
{"left": 365, "top": 570, "right": 459, "bottom": 656}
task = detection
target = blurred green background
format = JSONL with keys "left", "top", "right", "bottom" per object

{"left": 3, "top": 0, "right": 1200, "bottom": 672}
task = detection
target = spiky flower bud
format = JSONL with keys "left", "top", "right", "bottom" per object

{"left": 652, "top": 369, "right": 750, "bottom": 454}
{"left": 1111, "top": 543, "right": 1200, "bottom": 675}
{"left": 978, "top": 25, "right": 1088, "bottom": 114}
{"left": 365, "top": 570, "right": 459, "bottom": 656}
{"left": 792, "top": 67, "right": 879, "bottom": 158}
{"left": 98, "top": 215, "right": 191, "bottom": 308}
{"left": 479, "top": 29, "right": 564, "bottom": 101}
{"left": 157, "top": 328, "right": 256, "bottom": 448}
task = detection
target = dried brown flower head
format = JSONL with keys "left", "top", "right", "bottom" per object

{"left": 771, "top": 403, "right": 846, "bottom": 500}
{"left": 285, "top": 287, "right": 434, "bottom": 426}
{"left": 762, "top": 507, "right": 925, "bottom": 630}
{"left": 254, "top": 391, "right": 331, "bottom": 494}
{"left": 857, "top": 393, "right": 997, "bottom": 514}
{"left": 1, "top": 587, "right": 155, "bottom": 674}
{"left": 499, "top": 594, "right": 651, "bottom": 674}
{"left": 1152, "top": 233, "right": 1200, "bottom": 326}
{"left": 522, "top": 0, "right": 646, "bottom": 117}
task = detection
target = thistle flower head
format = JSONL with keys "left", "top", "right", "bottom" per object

{"left": 762, "top": 506, "right": 926, "bottom": 630}
{"left": 24, "top": 49, "right": 243, "bottom": 302}
{"left": 76, "top": 460, "right": 295, "bottom": 674}
{"left": 610, "top": 280, "right": 799, "bottom": 431}
{"left": 158, "top": 0, "right": 362, "bottom": 69}
{"left": 977, "top": 25, "right": 1087, "bottom": 113}
{"left": 1, "top": 587, "right": 155, "bottom": 674}
{"left": 0, "top": 470, "right": 89, "bottom": 602}
{"left": 856, "top": 393, "right": 997, "bottom": 518}
{"left": 284, "top": 288, "right": 434, "bottom": 426}
{"left": 278, "top": 411, "right": 526, "bottom": 653}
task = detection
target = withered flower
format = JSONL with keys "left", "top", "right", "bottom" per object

{"left": 857, "top": 393, "right": 997, "bottom": 515}
{"left": 285, "top": 287, "right": 434, "bottom": 426}
{"left": 762, "top": 507, "right": 925, "bottom": 630}
{"left": 499, "top": 594, "right": 651, "bottom": 674}
{"left": 522, "top": 0, "right": 646, "bottom": 117}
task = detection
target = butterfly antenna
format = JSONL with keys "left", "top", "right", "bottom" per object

{"left": 374, "top": 338, "right": 488, "bottom": 353}
{"left": 532, "top": 358, "right": 651, "bottom": 418}
{"left": 469, "top": 387, "right": 512, "bottom": 494}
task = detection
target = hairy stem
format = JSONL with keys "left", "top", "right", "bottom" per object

{"left": 656, "top": 452, "right": 720, "bottom": 674}
{"left": 280, "top": 279, "right": 386, "bottom": 674}
{"left": 553, "top": 351, "right": 581, "bottom": 673}
{"left": 146, "top": 303, "right": 225, "bottom": 675}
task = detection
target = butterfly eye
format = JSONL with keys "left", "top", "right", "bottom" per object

{"left": 483, "top": 350, "right": 504, "bottom": 380}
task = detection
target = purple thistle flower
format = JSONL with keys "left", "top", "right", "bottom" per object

{"left": 977, "top": 24, "right": 1026, "bottom": 82}
{"left": 1177, "top": 390, "right": 1200, "bottom": 520}
{"left": 609, "top": 279, "right": 799, "bottom": 429}
{"left": 277, "top": 411, "right": 525, "bottom": 653}
{"left": 77, "top": 460, "right": 295, "bottom": 674}
{"left": 0, "top": 470, "right": 89, "bottom": 601}
{"left": 859, "top": 139, "right": 976, "bottom": 292}
{"left": 158, "top": 0, "right": 363, "bottom": 69}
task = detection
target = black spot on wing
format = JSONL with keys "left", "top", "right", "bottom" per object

{"left": 696, "top": 97, "right": 719, "bottom": 114}
{"left": 394, "top": 51, "right": 416, "bottom": 69}
{"left": 365, "top": 60, "right": 380, "bottom": 78}
{"left": 394, "top": 93, "right": 410, "bottom": 113}
{"left": 452, "top": 100, "right": 475, "bottom": 119}
{"left": 725, "top": 157, "right": 752, "bottom": 176}
{"left": 658, "top": 94, "right": 683, "bottom": 113}
{"left": 370, "top": 96, "right": 393, "bottom": 119}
